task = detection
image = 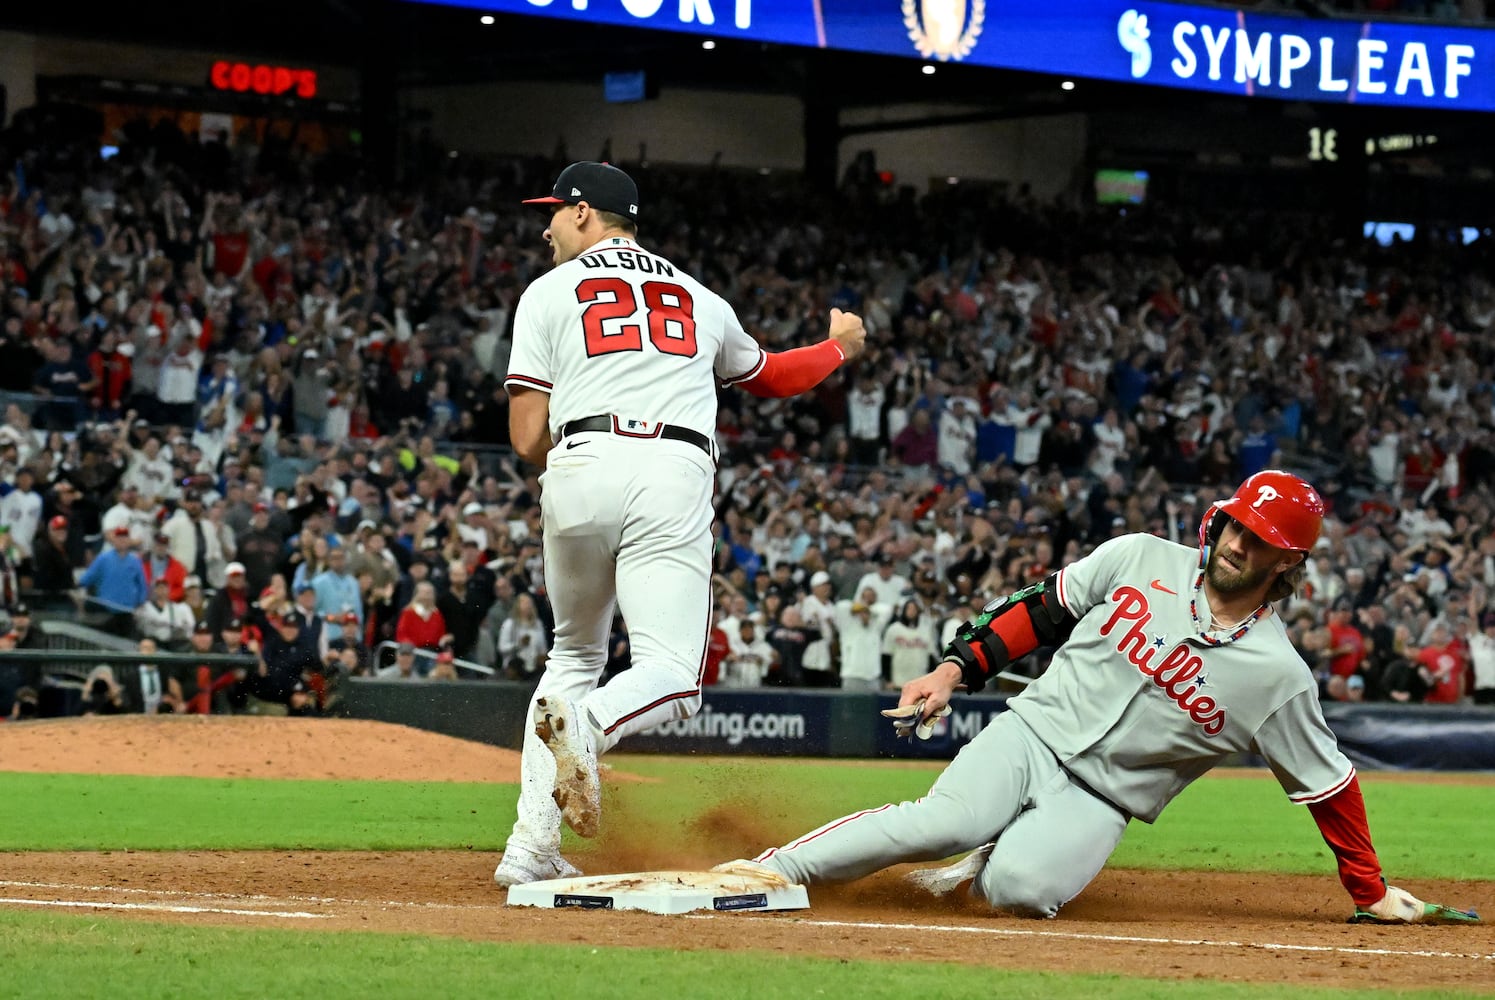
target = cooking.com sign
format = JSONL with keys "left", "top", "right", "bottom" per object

{"left": 632, "top": 695, "right": 829, "bottom": 754}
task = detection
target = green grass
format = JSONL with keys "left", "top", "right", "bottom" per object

{"left": 1, "top": 759, "right": 1490, "bottom": 881}
{"left": 0, "top": 774, "right": 518, "bottom": 851}
{"left": 0, "top": 909, "right": 1470, "bottom": 1000}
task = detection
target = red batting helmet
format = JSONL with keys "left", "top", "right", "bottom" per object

{"left": 1200, "top": 470, "right": 1324, "bottom": 553}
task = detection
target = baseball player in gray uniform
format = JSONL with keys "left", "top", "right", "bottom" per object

{"left": 719, "top": 471, "right": 1477, "bottom": 924}
{"left": 495, "top": 162, "right": 866, "bottom": 887}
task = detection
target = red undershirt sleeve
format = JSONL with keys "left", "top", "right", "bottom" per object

{"left": 1305, "top": 775, "right": 1385, "bottom": 907}
{"left": 735, "top": 340, "right": 845, "bottom": 398}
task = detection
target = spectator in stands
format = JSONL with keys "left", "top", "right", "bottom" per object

{"left": 44, "top": 481, "right": 94, "bottom": 567}
{"left": 835, "top": 589, "right": 891, "bottom": 692}
{"left": 81, "top": 664, "right": 128, "bottom": 715}
{"left": 234, "top": 502, "right": 283, "bottom": 595}
{"left": 891, "top": 409, "right": 937, "bottom": 469}
{"left": 496, "top": 592, "right": 547, "bottom": 680}
{"left": 429, "top": 648, "right": 459, "bottom": 681}
{"left": 856, "top": 552, "right": 910, "bottom": 607}
{"left": 0, "top": 466, "right": 43, "bottom": 566}
{"left": 29, "top": 516, "right": 74, "bottom": 596}
{"left": 291, "top": 581, "right": 329, "bottom": 654}
{"left": 75, "top": 525, "right": 148, "bottom": 634}
{"left": 163, "top": 489, "right": 226, "bottom": 589}
{"left": 378, "top": 641, "right": 421, "bottom": 680}
{"left": 156, "top": 331, "right": 203, "bottom": 429}
{"left": 135, "top": 577, "right": 195, "bottom": 649}
{"left": 764, "top": 605, "right": 819, "bottom": 688}
{"left": 311, "top": 545, "right": 361, "bottom": 644}
{"left": 5, "top": 686, "right": 38, "bottom": 722}
{"left": 1468, "top": 611, "right": 1495, "bottom": 706}
{"left": 437, "top": 560, "right": 486, "bottom": 661}
{"left": 799, "top": 571, "right": 839, "bottom": 688}
{"left": 701, "top": 615, "right": 731, "bottom": 687}
{"left": 141, "top": 530, "right": 188, "bottom": 601}
{"left": 205, "top": 562, "right": 253, "bottom": 635}
{"left": 0, "top": 527, "right": 19, "bottom": 610}
{"left": 721, "top": 619, "right": 776, "bottom": 688}
{"left": 31, "top": 337, "right": 93, "bottom": 430}
{"left": 882, "top": 599, "right": 937, "bottom": 690}
{"left": 180, "top": 575, "right": 208, "bottom": 625}
{"left": 7, "top": 603, "right": 43, "bottom": 650}
{"left": 1416, "top": 623, "right": 1468, "bottom": 704}
{"left": 252, "top": 602, "right": 320, "bottom": 714}
{"left": 1324, "top": 597, "right": 1369, "bottom": 700}
{"left": 99, "top": 481, "right": 152, "bottom": 549}
{"left": 396, "top": 580, "right": 449, "bottom": 652}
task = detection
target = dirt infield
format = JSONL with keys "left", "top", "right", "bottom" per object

{"left": 1, "top": 716, "right": 1491, "bottom": 992}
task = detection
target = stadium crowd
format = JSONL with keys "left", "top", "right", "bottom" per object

{"left": 1, "top": 109, "right": 1494, "bottom": 720}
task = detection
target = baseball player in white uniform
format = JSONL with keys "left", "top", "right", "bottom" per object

{"left": 718, "top": 472, "right": 1477, "bottom": 924}
{"left": 495, "top": 161, "right": 866, "bottom": 886}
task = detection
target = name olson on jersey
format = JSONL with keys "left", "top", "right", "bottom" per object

{"left": 579, "top": 250, "right": 675, "bottom": 275}
{"left": 1099, "top": 585, "right": 1226, "bottom": 736}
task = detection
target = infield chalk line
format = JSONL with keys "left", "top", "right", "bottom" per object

{"left": 2, "top": 880, "right": 1488, "bottom": 961}
{"left": 0, "top": 896, "right": 328, "bottom": 919}
{"left": 0, "top": 879, "right": 484, "bottom": 913}
{"left": 720, "top": 917, "right": 1495, "bottom": 962}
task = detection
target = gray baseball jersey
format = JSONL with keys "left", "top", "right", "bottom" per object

{"left": 1014, "top": 533, "right": 1353, "bottom": 822}
{"left": 751, "top": 532, "right": 1357, "bottom": 914}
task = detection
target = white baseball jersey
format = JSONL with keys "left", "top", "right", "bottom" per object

{"left": 1012, "top": 533, "right": 1353, "bottom": 822}
{"left": 505, "top": 236, "right": 766, "bottom": 438}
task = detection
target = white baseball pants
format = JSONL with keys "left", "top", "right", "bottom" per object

{"left": 507, "top": 436, "right": 715, "bottom": 857}
{"left": 753, "top": 712, "right": 1129, "bottom": 916}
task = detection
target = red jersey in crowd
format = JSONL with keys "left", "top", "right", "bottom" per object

{"left": 396, "top": 604, "right": 448, "bottom": 650}
{"left": 701, "top": 626, "right": 730, "bottom": 686}
{"left": 88, "top": 347, "right": 132, "bottom": 411}
{"left": 1417, "top": 642, "right": 1466, "bottom": 704}
{"left": 1328, "top": 621, "right": 1367, "bottom": 679}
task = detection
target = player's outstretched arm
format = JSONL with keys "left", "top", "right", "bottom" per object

{"left": 1308, "top": 776, "right": 1481, "bottom": 924}
{"left": 735, "top": 309, "right": 866, "bottom": 398}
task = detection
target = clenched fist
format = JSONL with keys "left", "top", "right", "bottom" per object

{"left": 828, "top": 308, "right": 867, "bottom": 361}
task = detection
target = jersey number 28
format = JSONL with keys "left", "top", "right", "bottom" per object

{"left": 577, "top": 277, "right": 697, "bottom": 358}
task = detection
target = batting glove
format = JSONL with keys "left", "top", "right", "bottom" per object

{"left": 881, "top": 700, "right": 952, "bottom": 740}
{"left": 1351, "top": 885, "right": 1481, "bottom": 924}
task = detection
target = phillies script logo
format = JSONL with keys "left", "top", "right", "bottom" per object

{"left": 1100, "top": 586, "right": 1226, "bottom": 736}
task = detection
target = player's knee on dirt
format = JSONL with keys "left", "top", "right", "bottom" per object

{"left": 974, "top": 856, "right": 1063, "bottom": 918}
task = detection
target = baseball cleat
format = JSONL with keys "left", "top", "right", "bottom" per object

{"left": 903, "top": 843, "right": 995, "bottom": 898}
{"left": 493, "top": 845, "right": 583, "bottom": 887}
{"left": 709, "top": 858, "right": 792, "bottom": 888}
{"left": 535, "top": 696, "right": 601, "bottom": 838}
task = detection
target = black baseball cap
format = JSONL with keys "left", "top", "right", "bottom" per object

{"left": 522, "top": 162, "right": 639, "bottom": 222}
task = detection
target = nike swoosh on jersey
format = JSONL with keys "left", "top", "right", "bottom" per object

{"left": 1149, "top": 579, "right": 1177, "bottom": 595}
{"left": 564, "top": 440, "right": 587, "bottom": 450}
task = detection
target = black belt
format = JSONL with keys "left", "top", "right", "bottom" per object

{"left": 559, "top": 415, "right": 713, "bottom": 458}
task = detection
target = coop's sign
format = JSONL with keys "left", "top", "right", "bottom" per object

{"left": 209, "top": 61, "right": 319, "bottom": 99}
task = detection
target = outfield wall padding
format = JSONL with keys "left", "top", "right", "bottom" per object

{"left": 338, "top": 680, "right": 1495, "bottom": 770}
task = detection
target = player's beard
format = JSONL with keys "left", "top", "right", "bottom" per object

{"left": 1205, "top": 545, "right": 1270, "bottom": 597}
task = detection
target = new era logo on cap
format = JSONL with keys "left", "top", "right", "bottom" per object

{"left": 523, "top": 162, "right": 640, "bottom": 222}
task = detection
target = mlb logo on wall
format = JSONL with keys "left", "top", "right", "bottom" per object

{"left": 904, "top": 0, "right": 985, "bottom": 61}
